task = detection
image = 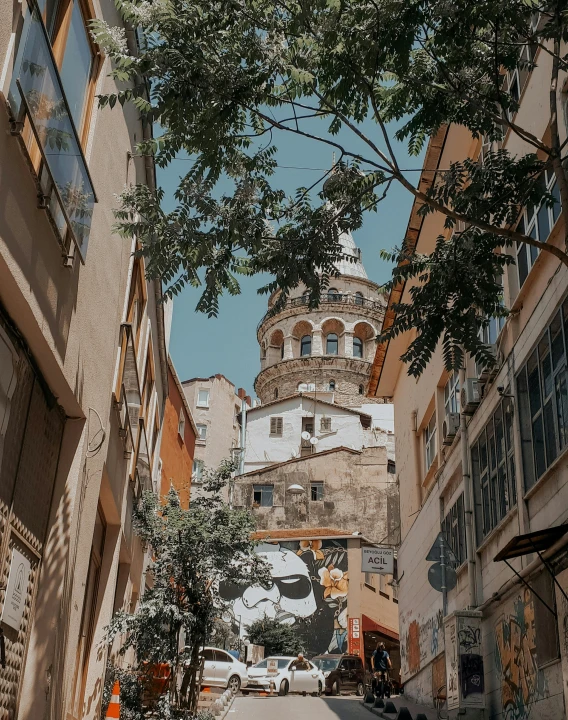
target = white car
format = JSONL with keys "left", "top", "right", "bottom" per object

{"left": 245, "top": 656, "right": 325, "bottom": 696}
{"left": 200, "top": 647, "right": 249, "bottom": 693}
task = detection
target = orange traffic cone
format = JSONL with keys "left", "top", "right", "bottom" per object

{"left": 105, "top": 680, "right": 120, "bottom": 719}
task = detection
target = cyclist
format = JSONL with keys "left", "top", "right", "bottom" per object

{"left": 371, "top": 642, "right": 392, "bottom": 698}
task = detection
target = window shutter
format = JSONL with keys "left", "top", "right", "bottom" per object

{"left": 321, "top": 417, "right": 331, "bottom": 432}
{"left": 270, "top": 417, "right": 283, "bottom": 435}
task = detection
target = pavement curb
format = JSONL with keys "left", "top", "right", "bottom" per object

{"left": 359, "top": 700, "right": 393, "bottom": 719}
{"left": 217, "top": 690, "right": 236, "bottom": 720}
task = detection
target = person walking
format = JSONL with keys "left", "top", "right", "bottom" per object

{"left": 371, "top": 642, "right": 392, "bottom": 698}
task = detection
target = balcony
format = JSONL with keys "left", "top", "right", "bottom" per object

{"left": 258, "top": 293, "right": 384, "bottom": 334}
{"left": 7, "top": 2, "right": 96, "bottom": 263}
{"left": 131, "top": 419, "right": 152, "bottom": 496}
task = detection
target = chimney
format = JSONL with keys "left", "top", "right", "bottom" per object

{"left": 237, "top": 388, "right": 246, "bottom": 400}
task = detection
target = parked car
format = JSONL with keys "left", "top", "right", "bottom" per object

{"left": 199, "top": 647, "right": 249, "bottom": 693}
{"left": 245, "top": 656, "right": 325, "bottom": 696}
{"left": 312, "top": 653, "right": 365, "bottom": 696}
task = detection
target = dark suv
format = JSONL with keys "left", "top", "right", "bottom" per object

{"left": 312, "top": 654, "right": 365, "bottom": 696}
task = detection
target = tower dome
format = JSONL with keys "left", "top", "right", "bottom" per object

{"left": 254, "top": 233, "right": 386, "bottom": 407}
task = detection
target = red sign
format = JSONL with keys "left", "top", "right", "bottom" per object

{"left": 349, "top": 617, "right": 361, "bottom": 656}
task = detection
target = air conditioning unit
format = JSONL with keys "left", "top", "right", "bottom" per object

{"left": 478, "top": 344, "right": 502, "bottom": 383}
{"left": 442, "top": 412, "right": 460, "bottom": 445}
{"left": 461, "top": 378, "right": 481, "bottom": 415}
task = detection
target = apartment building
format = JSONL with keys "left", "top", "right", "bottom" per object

{"left": 182, "top": 374, "right": 250, "bottom": 500}
{"left": 368, "top": 60, "right": 568, "bottom": 720}
{"left": 160, "top": 357, "right": 197, "bottom": 508}
{"left": 0, "top": 1, "right": 167, "bottom": 717}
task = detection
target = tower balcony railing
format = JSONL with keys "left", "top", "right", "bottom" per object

{"left": 257, "top": 292, "right": 384, "bottom": 334}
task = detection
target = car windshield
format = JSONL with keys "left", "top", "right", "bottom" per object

{"left": 253, "top": 659, "right": 289, "bottom": 669}
{"left": 312, "top": 658, "right": 340, "bottom": 672}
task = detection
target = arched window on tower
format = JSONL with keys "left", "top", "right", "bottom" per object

{"left": 274, "top": 388, "right": 279, "bottom": 399}
{"left": 327, "top": 287, "right": 340, "bottom": 302}
{"left": 359, "top": 384, "right": 364, "bottom": 394}
{"left": 328, "top": 380, "right": 336, "bottom": 391}
{"left": 280, "top": 342, "right": 284, "bottom": 359}
{"left": 300, "top": 335, "right": 312, "bottom": 356}
{"left": 354, "top": 291, "right": 364, "bottom": 306}
{"left": 353, "top": 337, "right": 364, "bottom": 358}
{"left": 326, "top": 333, "right": 338, "bottom": 355}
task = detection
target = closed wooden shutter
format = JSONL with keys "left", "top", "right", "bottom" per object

{"left": 270, "top": 417, "right": 283, "bottom": 435}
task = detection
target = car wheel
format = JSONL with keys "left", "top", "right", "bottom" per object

{"left": 279, "top": 679, "right": 289, "bottom": 696}
{"left": 331, "top": 681, "right": 340, "bottom": 696}
{"left": 228, "top": 675, "right": 241, "bottom": 694}
{"left": 356, "top": 681, "right": 364, "bottom": 696}
{"left": 318, "top": 681, "right": 323, "bottom": 696}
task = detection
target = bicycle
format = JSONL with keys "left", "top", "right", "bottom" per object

{"left": 371, "top": 670, "right": 392, "bottom": 699}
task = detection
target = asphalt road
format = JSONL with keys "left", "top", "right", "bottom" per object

{"left": 230, "top": 695, "right": 374, "bottom": 720}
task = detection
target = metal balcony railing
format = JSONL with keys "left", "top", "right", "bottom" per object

{"left": 257, "top": 292, "right": 384, "bottom": 333}
{"left": 8, "top": 1, "right": 96, "bottom": 263}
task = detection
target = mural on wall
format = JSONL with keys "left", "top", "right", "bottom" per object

{"left": 400, "top": 608, "right": 444, "bottom": 681}
{"left": 495, "top": 589, "right": 546, "bottom": 720}
{"left": 219, "top": 539, "right": 348, "bottom": 656}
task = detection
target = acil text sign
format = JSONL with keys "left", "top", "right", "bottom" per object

{"left": 361, "top": 546, "right": 394, "bottom": 575}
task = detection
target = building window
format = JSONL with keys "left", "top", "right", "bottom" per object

{"left": 196, "top": 423, "right": 207, "bottom": 441}
{"left": 270, "top": 417, "right": 283, "bottom": 436}
{"left": 328, "top": 380, "right": 336, "bottom": 391}
{"left": 516, "top": 169, "right": 561, "bottom": 287}
{"left": 326, "top": 333, "right": 338, "bottom": 355}
{"left": 327, "top": 288, "right": 340, "bottom": 302}
{"left": 517, "top": 301, "right": 568, "bottom": 491}
{"left": 364, "top": 572, "right": 375, "bottom": 589}
{"left": 192, "top": 459, "right": 204, "bottom": 482}
{"left": 424, "top": 412, "right": 437, "bottom": 471}
{"left": 310, "top": 482, "right": 324, "bottom": 501}
{"left": 387, "top": 459, "right": 395, "bottom": 474}
{"left": 358, "top": 384, "right": 364, "bottom": 394}
{"left": 197, "top": 389, "right": 210, "bottom": 407}
{"left": 353, "top": 337, "right": 364, "bottom": 358}
{"left": 355, "top": 292, "right": 364, "bottom": 306}
{"left": 127, "top": 259, "right": 146, "bottom": 350}
{"left": 320, "top": 417, "right": 332, "bottom": 432}
{"left": 471, "top": 395, "right": 516, "bottom": 543}
{"left": 441, "top": 494, "right": 466, "bottom": 567}
{"left": 379, "top": 574, "right": 389, "bottom": 598}
{"left": 253, "top": 485, "right": 273, "bottom": 507}
{"left": 444, "top": 371, "right": 460, "bottom": 415}
{"left": 300, "top": 335, "right": 312, "bottom": 356}
{"left": 298, "top": 382, "right": 315, "bottom": 392}
{"left": 178, "top": 409, "right": 186, "bottom": 438}
{"left": 280, "top": 343, "right": 284, "bottom": 359}
{"left": 274, "top": 388, "right": 279, "bottom": 399}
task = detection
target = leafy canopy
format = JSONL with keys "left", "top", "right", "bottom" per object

{"left": 245, "top": 616, "right": 306, "bottom": 657}
{"left": 93, "top": 0, "right": 568, "bottom": 374}
{"left": 103, "top": 460, "right": 269, "bottom": 716}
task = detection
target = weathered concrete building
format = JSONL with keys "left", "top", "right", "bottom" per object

{"left": 369, "top": 55, "right": 568, "bottom": 720}
{"left": 160, "top": 357, "right": 197, "bottom": 508}
{"left": 182, "top": 374, "right": 250, "bottom": 499}
{"left": 234, "top": 446, "right": 398, "bottom": 544}
{"left": 0, "top": 0, "right": 168, "bottom": 716}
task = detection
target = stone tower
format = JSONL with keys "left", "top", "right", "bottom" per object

{"left": 254, "top": 230, "right": 386, "bottom": 407}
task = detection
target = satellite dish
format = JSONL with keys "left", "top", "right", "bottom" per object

{"left": 301, "top": 431, "right": 311, "bottom": 440}
{"left": 310, "top": 436, "right": 319, "bottom": 445}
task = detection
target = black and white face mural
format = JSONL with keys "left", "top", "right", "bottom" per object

{"left": 219, "top": 539, "right": 349, "bottom": 657}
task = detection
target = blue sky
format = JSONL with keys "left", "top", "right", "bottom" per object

{"left": 160, "top": 116, "right": 425, "bottom": 396}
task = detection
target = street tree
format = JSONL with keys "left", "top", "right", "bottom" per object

{"left": 102, "top": 460, "right": 269, "bottom": 717}
{"left": 245, "top": 616, "right": 306, "bottom": 657}
{"left": 92, "top": 0, "right": 568, "bottom": 375}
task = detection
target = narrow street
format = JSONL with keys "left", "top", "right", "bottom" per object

{"left": 230, "top": 695, "right": 375, "bottom": 720}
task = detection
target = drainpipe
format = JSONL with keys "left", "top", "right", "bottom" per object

{"left": 411, "top": 410, "right": 422, "bottom": 512}
{"left": 460, "top": 369, "right": 477, "bottom": 609}
{"left": 238, "top": 397, "right": 247, "bottom": 478}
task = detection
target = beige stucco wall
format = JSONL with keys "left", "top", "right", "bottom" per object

{"left": 378, "top": 43, "right": 568, "bottom": 717}
{"left": 0, "top": 0, "right": 168, "bottom": 716}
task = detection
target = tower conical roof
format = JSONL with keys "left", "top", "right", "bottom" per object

{"left": 335, "top": 229, "right": 368, "bottom": 279}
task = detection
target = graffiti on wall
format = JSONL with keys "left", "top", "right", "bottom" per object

{"left": 400, "top": 608, "right": 444, "bottom": 680}
{"left": 219, "top": 539, "right": 348, "bottom": 656}
{"left": 495, "top": 589, "right": 546, "bottom": 720}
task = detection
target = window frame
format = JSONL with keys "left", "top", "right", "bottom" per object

{"left": 270, "top": 416, "right": 283, "bottom": 436}
{"left": 300, "top": 335, "right": 312, "bottom": 356}
{"left": 353, "top": 336, "right": 364, "bottom": 359}
{"left": 424, "top": 412, "right": 437, "bottom": 471}
{"left": 441, "top": 494, "right": 466, "bottom": 567}
{"left": 310, "top": 481, "right": 324, "bottom": 501}
{"left": 320, "top": 417, "right": 332, "bottom": 432}
{"left": 196, "top": 423, "right": 207, "bottom": 441}
{"left": 192, "top": 458, "right": 204, "bottom": 482}
{"left": 326, "top": 333, "right": 339, "bottom": 355}
{"left": 178, "top": 408, "right": 186, "bottom": 439}
{"left": 517, "top": 301, "right": 568, "bottom": 491}
{"left": 197, "top": 389, "right": 210, "bottom": 408}
{"left": 253, "top": 484, "right": 274, "bottom": 507}
{"left": 126, "top": 258, "right": 147, "bottom": 352}
{"left": 444, "top": 371, "right": 460, "bottom": 415}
